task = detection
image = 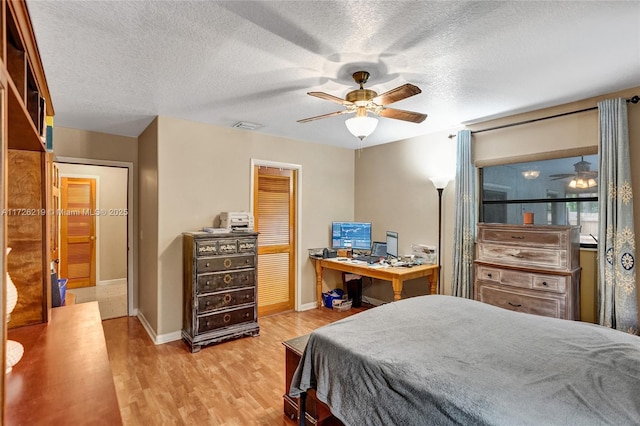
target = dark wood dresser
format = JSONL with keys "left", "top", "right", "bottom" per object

{"left": 182, "top": 231, "right": 260, "bottom": 352}
{"left": 474, "top": 223, "right": 581, "bottom": 320}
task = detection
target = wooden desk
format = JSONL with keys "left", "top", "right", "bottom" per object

{"left": 313, "top": 258, "right": 438, "bottom": 307}
{"left": 6, "top": 302, "right": 122, "bottom": 425}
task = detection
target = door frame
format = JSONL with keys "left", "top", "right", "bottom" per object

{"left": 250, "top": 159, "right": 302, "bottom": 311}
{"left": 55, "top": 156, "right": 135, "bottom": 316}
{"left": 59, "top": 174, "right": 100, "bottom": 288}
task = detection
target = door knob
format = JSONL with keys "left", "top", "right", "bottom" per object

{"left": 90, "top": 236, "right": 95, "bottom": 241}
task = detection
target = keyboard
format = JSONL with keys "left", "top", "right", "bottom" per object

{"left": 356, "top": 256, "right": 383, "bottom": 264}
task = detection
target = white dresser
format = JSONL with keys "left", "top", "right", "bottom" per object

{"left": 474, "top": 223, "right": 581, "bottom": 320}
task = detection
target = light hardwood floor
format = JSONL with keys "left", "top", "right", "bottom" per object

{"left": 103, "top": 305, "right": 368, "bottom": 425}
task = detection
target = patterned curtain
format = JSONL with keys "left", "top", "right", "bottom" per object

{"left": 451, "top": 130, "right": 475, "bottom": 298}
{"left": 597, "top": 98, "right": 638, "bottom": 334}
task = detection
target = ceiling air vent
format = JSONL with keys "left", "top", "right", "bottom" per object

{"left": 232, "top": 121, "right": 263, "bottom": 131}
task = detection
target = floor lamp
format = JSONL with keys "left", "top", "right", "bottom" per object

{"left": 431, "top": 177, "right": 451, "bottom": 295}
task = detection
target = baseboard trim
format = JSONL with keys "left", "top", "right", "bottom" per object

{"left": 98, "top": 278, "right": 127, "bottom": 286}
{"left": 157, "top": 330, "right": 182, "bottom": 345}
{"left": 298, "top": 301, "right": 320, "bottom": 311}
{"left": 136, "top": 311, "right": 182, "bottom": 345}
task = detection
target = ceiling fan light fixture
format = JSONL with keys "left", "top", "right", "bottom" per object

{"left": 522, "top": 170, "right": 540, "bottom": 179}
{"left": 345, "top": 116, "right": 378, "bottom": 140}
{"left": 568, "top": 176, "right": 597, "bottom": 189}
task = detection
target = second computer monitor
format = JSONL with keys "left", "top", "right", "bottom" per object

{"left": 386, "top": 231, "right": 398, "bottom": 258}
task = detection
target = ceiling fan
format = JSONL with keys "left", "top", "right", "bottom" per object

{"left": 297, "top": 71, "right": 427, "bottom": 140}
{"left": 549, "top": 156, "right": 598, "bottom": 189}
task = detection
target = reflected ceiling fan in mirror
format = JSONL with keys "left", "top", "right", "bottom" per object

{"left": 297, "top": 71, "right": 427, "bottom": 140}
{"left": 549, "top": 156, "right": 598, "bottom": 189}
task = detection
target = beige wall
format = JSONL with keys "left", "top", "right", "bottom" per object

{"left": 143, "top": 116, "right": 354, "bottom": 336}
{"left": 57, "top": 163, "right": 128, "bottom": 282}
{"left": 354, "top": 129, "right": 458, "bottom": 301}
{"left": 53, "top": 126, "right": 138, "bottom": 163}
{"left": 53, "top": 126, "right": 138, "bottom": 305}
{"left": 138, "top": 118, "right": 159, "bottom": 332}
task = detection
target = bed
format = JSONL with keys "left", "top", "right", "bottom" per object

{"left": 289, "top": 295, "right": 640, "bottom": 425}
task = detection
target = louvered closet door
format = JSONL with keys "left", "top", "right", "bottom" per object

{"left": 60, "top": 177, "right": 97, "bottom": 289}
{"left": 254, "top": 166, "right": 296, "bottom": 316}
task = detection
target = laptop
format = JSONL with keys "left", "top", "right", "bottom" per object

{"left": 358, "top": 241, "right": 387, "bottom": 263}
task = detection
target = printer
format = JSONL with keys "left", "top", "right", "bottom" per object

{"left": 219, "top": 211, "right": 254, "bottom": 231}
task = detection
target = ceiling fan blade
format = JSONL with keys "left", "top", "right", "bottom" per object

{"left": 549, "top": 174, "right": 575, "bottom": 180}
{"left": 308, "top": 92, "right": 352, "bottom": 106}
{"left": 372, "top": 84, "right": 422, "bottom": 106}
{"left": 379, "top": 107, "right": 427, "bottom": 123}
{"left": 297, "top": 110, "right": 349, "bottom": 123}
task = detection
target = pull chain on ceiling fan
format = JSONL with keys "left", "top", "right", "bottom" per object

{"left": 298, "top": 71, "right": 428, "bottom": 140}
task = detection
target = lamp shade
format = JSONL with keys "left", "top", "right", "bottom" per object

{"left": 569, "top": 176, "right": 597, "bottom": 189}
{"left": 345, "top": 116, "right": 378, "bottom": 140}
{"left": 431, "top": 176, "right": 453, "bottom": 189}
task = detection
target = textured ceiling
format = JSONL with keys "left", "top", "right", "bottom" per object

{"left": 26, "top": 1, "right": 640, "bottom": 149}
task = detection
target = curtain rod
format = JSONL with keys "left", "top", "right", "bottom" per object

{"left": 447, "top": 95, "right": 640, "bottom": 139}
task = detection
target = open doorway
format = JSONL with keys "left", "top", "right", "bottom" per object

{"left": 56, "top": 163, "right": 129, "bottom": 320}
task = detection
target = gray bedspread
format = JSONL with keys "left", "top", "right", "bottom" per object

{"left": 289, "top": 295, "right": 640, "bottom": 425}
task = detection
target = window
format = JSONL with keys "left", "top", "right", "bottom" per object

{"left": 480, "top": 154, "right": 598, "bottom": 247}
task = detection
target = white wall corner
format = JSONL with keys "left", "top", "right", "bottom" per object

{"left": 136, "top": 311, "right": 182, "bottom": 345}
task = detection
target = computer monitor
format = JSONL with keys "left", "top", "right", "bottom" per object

{"left": 331, "top": 221, "right": 372, "bottom": 250}
{"left": 386, "top": 231, "right": 398, "bottom": 258}
{"left": 371, "top": 241, "right": 387, "bottom": 257}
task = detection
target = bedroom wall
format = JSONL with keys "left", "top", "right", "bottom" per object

{"left": 138, "top": 119, "right": 160, "bottom": 333}
{"left": 354, "top": 129, "right": 458, "bottom": 301}
{"left": 53, "top": 126, "right": 139, "bottom": 307}
{"left": 143, "top": 116, "right": 354, "bottom": 336}
{"left": 353, "top": 85, "right": 640, "bottom": 323}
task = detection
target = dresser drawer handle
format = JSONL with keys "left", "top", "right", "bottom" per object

{"left": 508, "top": 302, "right": 522, "bottom": 307}
{"left": 224, "top": 274, "right": 232, "bottom": 284}
{"left": 509, "top": 254, "right": 524, "bottom": 258}
{"left": 224, "top": 259, "right": 232, "bottom": 268}
{"left": 542, "top": 281, "right": 548, "bottom": 286}
{"left": 487, "top": 273, "right": 492, "bottom": 278}
{"left": 223, "top": 313, "right": 231, "bottom": 323}
{"left": 223, "top": 294, "right": 232, "bottom": 303}
{"left": 205, "top": 280, "right": 211, "bottom": 287}
{"left": 205, "top": 262, "right": 210, "bottom": 267}
{"left": 245, "top": 294, "right": 250, "bottom": 299}
{"left": 244, "top": 312, "right": 250, "bottom": 318}
{"left": 511, "top": 236, "right": 525, "bottom": 239}
{"left": 205, "top": 301, "right": 211, "bottom": 306}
